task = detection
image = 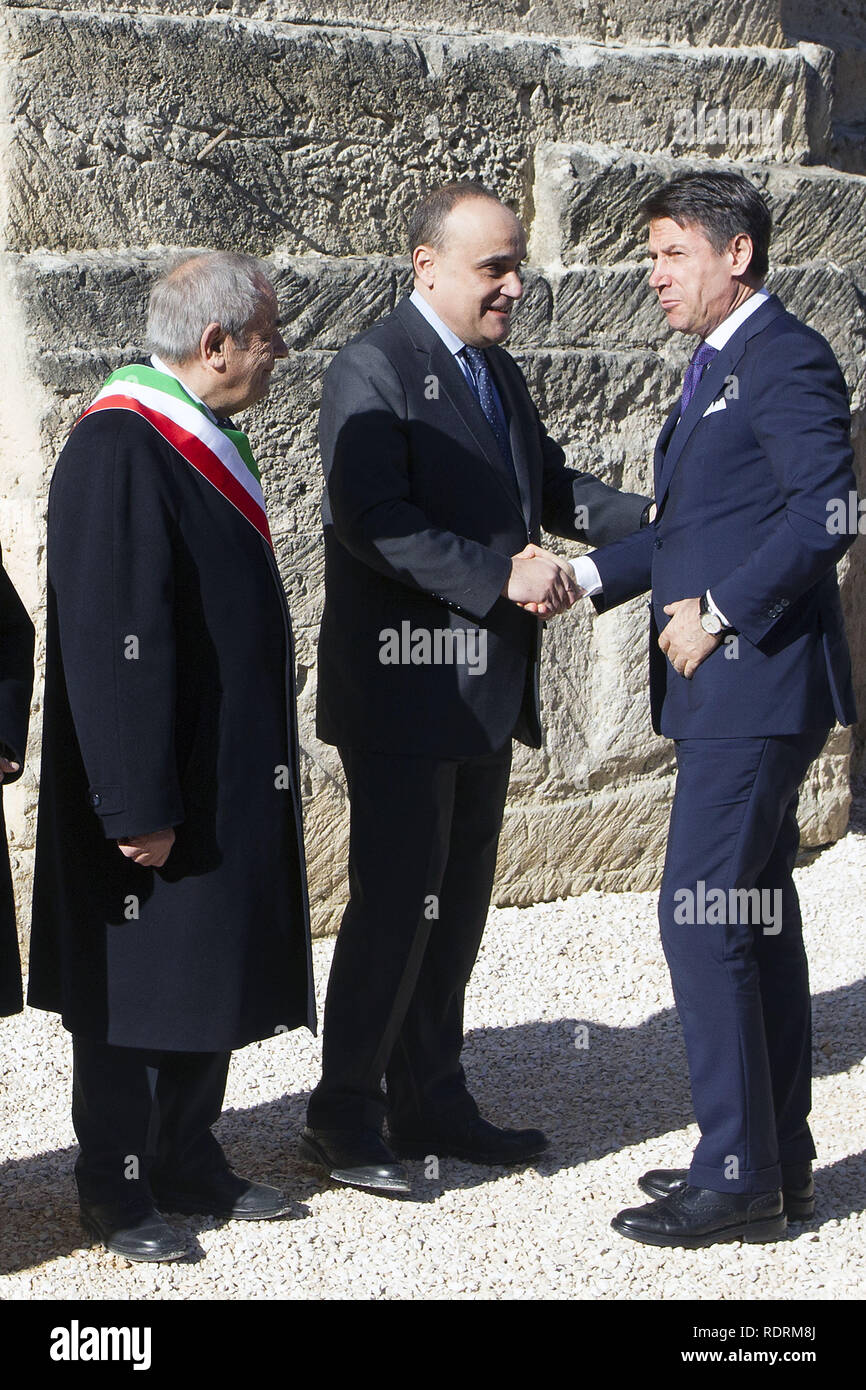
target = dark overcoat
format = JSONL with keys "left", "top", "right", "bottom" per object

{"left": 28, "top": 405, "right": 315, "bottom": 1049}
{"left": 0, "top": 547, "right": 34, "bottom": 1017}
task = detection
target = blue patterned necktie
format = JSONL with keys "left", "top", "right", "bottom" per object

{"left": 680, "top": 341, "right": 718, "bottom": 415}
{"left": 462, "top": 345, "right": 511, "bottom": 462}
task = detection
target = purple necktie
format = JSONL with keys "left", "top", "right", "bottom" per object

{"left": 680, "top": 341, "right": 718, "bottom": 415}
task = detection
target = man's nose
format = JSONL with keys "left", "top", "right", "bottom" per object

{"left": 648, "top": 262, "right": 667, "bottom": 289}
{"left": 273, "top": 331, "right": 289, "bottom": 358}
{"left": 502, "top": 271, "right": 524, "bottom": 300}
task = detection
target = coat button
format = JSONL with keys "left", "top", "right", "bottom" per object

{"left": 90, "top": 791, "right": 101, "bottom": 807}
{"left": 654, "top": 538, "right": 662, "bottom": 549}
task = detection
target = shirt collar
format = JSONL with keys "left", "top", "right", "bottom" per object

{"left": 409, "top": 288, "right": 467, "bottom": 357}
{"left": 150, "top": 354, "right": 219, "bottom": 423}
{"left": 704, "top": 287, "right": 771, "bottom": 351}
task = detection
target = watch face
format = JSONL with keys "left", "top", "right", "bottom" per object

{"left": 701, "top": 612, "right": 722, "bottom": 635}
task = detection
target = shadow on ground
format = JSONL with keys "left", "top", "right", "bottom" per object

{"left": 1, "top": 976, "right": 863, "bottom": 1276}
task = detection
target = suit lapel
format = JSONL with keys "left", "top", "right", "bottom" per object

{"left": 395, "top": 298, "right": 526, "bottom": 524}
{"left": 486, "top": 348, "right": 534, "bottom": 527}
{"left": 653, "top": 402, "right": 680, "bottom": 496}
{"left": 656, "top": 294, "right": 786, "bottom": 507}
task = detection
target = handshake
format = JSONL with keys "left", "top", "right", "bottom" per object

{"left": 503, "top": 543, "right": 585, "bottom": 618}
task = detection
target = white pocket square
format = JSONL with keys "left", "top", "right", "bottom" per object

{"left": 702, "top": 397, "right": 727, "bottom": 417}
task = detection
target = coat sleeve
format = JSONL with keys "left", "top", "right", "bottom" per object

{"left": 321, "top": 343, "right": 512, "bottom": 621}
{"left": 0, "top": 546, "right": 35, "bottom": 780}
{"left": 47, "top": 412, "right": 185, "bottom": 839}
{"left": 587, "top": 524, "right": 655, "bottom": 612}
{"left": 509, "top": 363, "right": 650, "bottom": 546}
{"left": 708, "top": 329, "right": 857, "bottom": 646}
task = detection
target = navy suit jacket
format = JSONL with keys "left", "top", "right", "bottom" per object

{"left": 316, "top": 295, "right": 649, "bottom": 757}
{"left": 591, "top": 294, "right": 857, "bottom": 737}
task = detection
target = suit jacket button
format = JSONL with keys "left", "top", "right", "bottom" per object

{"left": 654, "top": 538, "right": 662, "bottom": 549}
{"left": 90, "top": 791, "right": 101, "bottom": 807}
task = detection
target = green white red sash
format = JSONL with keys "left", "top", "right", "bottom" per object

{"left": 79, "top": 364, "right": 273, "bottom": 548}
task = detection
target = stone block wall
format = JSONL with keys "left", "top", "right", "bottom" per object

{"left": 1, "top": 2, "right": 864, "bottom": 935}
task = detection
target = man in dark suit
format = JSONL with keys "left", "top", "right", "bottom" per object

{"left": 578, "top": 170, "right": 857, "bottom": 1246}
{"left": 301, "top": 182, "right": 652, "bottom": 1193}
{"left": 29, "top": 252, "right": 315, "bottom": 1261}
{"left": 0, "top": 547, "right": 34, "bottom": 1020}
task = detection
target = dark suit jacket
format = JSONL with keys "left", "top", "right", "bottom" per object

{"left": 0, "top": 545, "right": 34, "bottom": 1017}
{"left": 316, "top": 295, "right": 649, "bottom": 757}
{"left": 591, "top": 294, "right": 857, "bottom": 737}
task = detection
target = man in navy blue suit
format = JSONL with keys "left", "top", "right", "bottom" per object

{"left": 574, "top": 170, "right": 857, "bottom": 1247}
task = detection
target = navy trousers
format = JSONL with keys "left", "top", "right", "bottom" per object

{"left": 658, "top": 729, "right": 829, "bottom": 1194}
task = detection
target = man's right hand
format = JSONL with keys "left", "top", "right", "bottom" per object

{"left": 117, "top": 828, "right": 176, "bottom": 868}
{"left": 0, "top": 756, "right": 20, "bottom": 784}
{"left": 504, "top": 544, "right": 582, "bottom": 617}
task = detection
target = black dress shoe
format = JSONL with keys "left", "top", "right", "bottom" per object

{"left": 389, "top": 1115, "right": 548, "bottom": 1165}
{"left": 638, "top": 1162, "right": 815, "bottom": 1220}
{"left": 79, "top": 1197, "right": 186, "bottom": 1262}
{"left": 612, "top": 1184, "right": 786, "bottom": 1248}
{"left": 151, "top": 1167, "right": 294, "bottom": 1220}
{"left": 298, "top": 1127, "right": 411, "bottom": 1194}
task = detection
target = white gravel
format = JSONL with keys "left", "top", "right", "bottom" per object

{"left": 1, "top": 800, "right": 864, "bottom": 1301}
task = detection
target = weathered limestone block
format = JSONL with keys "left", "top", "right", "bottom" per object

{"left": 5, "top": 0, "right": 794, "bottom": 48}
{"left": 2, "top": 1, "right": 863, "bottom": 938}
{"left": 798, "top": 725, "right": 853, "bottom": 845}
{"left": 542, "top": 264, "right": 866, "bottom": 406}
{"left": 2, "top": 8, "right": 832, "bottom": 257}
{"left": 531, "top": 141, "right": 866, "bottom": 268}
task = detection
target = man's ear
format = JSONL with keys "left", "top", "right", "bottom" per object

{"left": 413, "top": 245, "right": 436, "bottom": 289}
{"left": 200, "top": 320, "right": 226, "bottom": 369}
{"left": 729, "top": 233, "right": 754, "bottom": 276}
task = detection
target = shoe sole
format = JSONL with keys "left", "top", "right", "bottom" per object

{"left": 637, "top": 1176, "right": 815, "bottom": 1222}
{"left": 611, "top": 1213, "right": 788, "bottom": 1248}
{"left": 79, "top": 1212, "right": 186, "bottom": 1263}
{"left": 390, "top": 1137, "right": 549, "bottom": 1164}
{"left": 297, "top": 1136, "right": 411, "bottom": 1194}
{"left": 151, "top": 1195, "right": 295, "bottom": 1220}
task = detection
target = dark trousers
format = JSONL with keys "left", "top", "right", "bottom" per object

{"left": 658, "top": 730, "right": 828, "bottom": 1194}
{"left": 72, "top": 1035, "right": 231, "bottom": 1204}
{"left": 307, "top": 741, "right": 513, "bottom": 1133}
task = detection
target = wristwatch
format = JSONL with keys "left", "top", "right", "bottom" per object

{"left": 699, "top": 592, "right": 732, "bottom": 636}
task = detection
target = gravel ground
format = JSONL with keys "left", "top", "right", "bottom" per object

{"left": 1, "top": 812, "right": 864, "bottom": 1301}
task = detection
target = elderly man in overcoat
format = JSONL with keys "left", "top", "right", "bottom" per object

{"left": 29, "top": 251, "right": 315, "bottom": 1261}
{"left": 0, "top": 547, "right": 34, "bottom": 1020}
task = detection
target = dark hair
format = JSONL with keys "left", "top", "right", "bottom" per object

{"left": 408, "top": 181, "right": 501, "bottom": 258}
{"left": 639, "top": 170, "right": 772, "bottom": 279}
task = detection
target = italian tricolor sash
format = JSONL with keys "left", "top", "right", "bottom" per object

{"left": 79, "top": 364, "right": 273, "bottom": 548}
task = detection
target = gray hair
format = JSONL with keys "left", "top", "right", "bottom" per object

{"left": 146, "top": 251, "right": 273, "bottom": 363}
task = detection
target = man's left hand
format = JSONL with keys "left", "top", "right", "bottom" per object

{"left": 658, "top": 597, "right": 721, "bottom": 678}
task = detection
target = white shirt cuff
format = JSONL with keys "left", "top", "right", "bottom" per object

{"left": 706, "top": 589, "right": 731, "bottom": 628}
{"left": 572, "top": 556, "right": 603, "bottom": 596}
